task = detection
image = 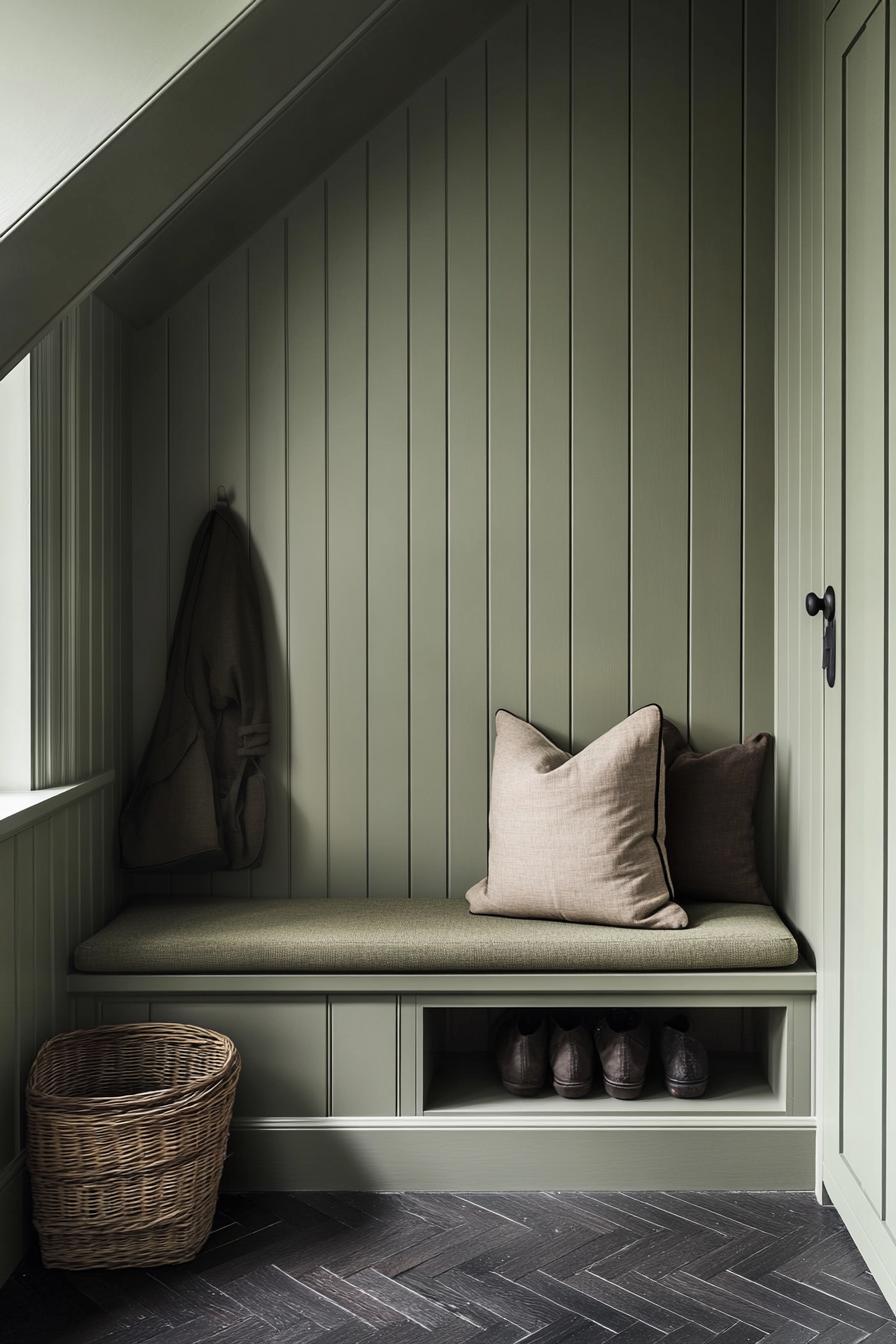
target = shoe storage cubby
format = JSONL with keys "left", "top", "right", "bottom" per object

{"left": 418, "top": 994, "right": 809, "bottom": 1118}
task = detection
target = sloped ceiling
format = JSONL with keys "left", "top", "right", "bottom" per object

{"left": 0, "top": 0, "right": 513, "bottom": 375}
{"left": 0, "top": 0, "right": 254, "bottom": 238}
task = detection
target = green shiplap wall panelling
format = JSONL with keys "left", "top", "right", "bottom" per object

{"left": 128, "top": 0, "right": 776, "bottom": 902}
{"left": 0, "top": 783, "right": 117, "bottom": 1285}
{"left": 774, "top": 0, "right": 825, "bottom": 961}
{"left": 30, "top": 296, "right": 131, "bottom": 851}
{"left": 1, "top": 295, "right": 130, "bottom": 1283}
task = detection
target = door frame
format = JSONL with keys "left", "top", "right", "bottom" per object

{"left": 821, "top": 0, "right": 896, "bottom": 1309}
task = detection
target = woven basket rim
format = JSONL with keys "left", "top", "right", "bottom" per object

{"left": 27, "top": 1021, "right": 239, "bottom": 1112}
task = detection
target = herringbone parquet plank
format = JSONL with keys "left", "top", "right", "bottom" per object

{"left": 1, "top": 1191, "right": 893, "bottom": 1344}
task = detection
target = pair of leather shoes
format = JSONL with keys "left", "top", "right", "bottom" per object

{"left": 496, "top": 1011, "right": 594, "bottom": 1098}
{"left": 595, "top": 1010, "right": 708, "bottom": 1100}
{"left": 496, "top": 1010, "right": 709, "bottom": 1101}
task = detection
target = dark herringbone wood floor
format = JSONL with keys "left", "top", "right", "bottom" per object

{"left": 1, "top": 1191, "right": 894, "bottom": 1344}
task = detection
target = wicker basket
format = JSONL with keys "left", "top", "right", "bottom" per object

{"left": 26, "top": 1021, "right": 241, "bottom": 1270}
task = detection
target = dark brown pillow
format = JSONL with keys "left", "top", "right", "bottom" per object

{"left": 662, "top": 721, "right": 770, "bottom": 904}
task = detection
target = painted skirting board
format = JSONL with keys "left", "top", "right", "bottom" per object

{"left": 223, "top": 1117, "right": 816, "bottom": 1193}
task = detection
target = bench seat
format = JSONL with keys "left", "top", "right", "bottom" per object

{"left": 73, "top": 897, "right": 799, "bottom": 974}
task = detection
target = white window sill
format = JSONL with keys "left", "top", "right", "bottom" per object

{"left": 0, "top": 770, "right": 115, "bottom": 842}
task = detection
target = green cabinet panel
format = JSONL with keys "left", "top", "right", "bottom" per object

{"left": 152, "top": 998, "right": 328, "bottom": 1118}
{"left": 329, "top": 995, "right": 398, "bottom": 1117}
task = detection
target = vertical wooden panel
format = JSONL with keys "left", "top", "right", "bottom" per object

{"left": 79, "top": 794, "right": 94, "bottom": 945}
{"left": 367, "top": 112, "right": 410, "bottom": 900}
{"left": 209, "top": 250, "right": 251, "bottom": 899}
{"left": 775, "top": 0, "right": 795, "bottom": 923}
{"left": 88, "top": 299, "right": 105, "bottom": 779}
{"left": 100, "top": 305, "right": 116, "bottom": 786}
{"left": 288, "top": 187, "right": 329, "bottom": 898}
{"left": 0, "top": 841, "right": 14, "bottom": 1166}
{"left": 128, "top": 291, "right": 167, "bottom": 834}
{"left": 63, "top": 301, "right": 93, "bottom": 780}
{"left": 570, "top": 0, "right": 630, "bottom": 747}
{"left": 689, "top": 0, "right": 744, "bottom": 752}
{"left": 248, "top": 219, "right": 289, "bottom": 898}
{"left": 527, "top": 0, "right": 571, "bottom": 746}
{"left": 487, "top": 7, "right": 528, "bottom": 738}
{"left": 113, "top": 309, "right": 129, "bottom": 852}
{"left": 329, "top": 996, "right": 398, "bottom": 1116}
{"left": 102, "top": 784, "right": 116, "bottom": 923}
{"left": 743, "top": 0, "right": 776, "bottom": 887}
{"left": 50, "top": 810, "right": 69, "bottom": 1036}
{"left": 775, "top": 0, "right": 824, "bottom": 960}
{"left": 447, "top": 46, "right": 488, "bottom": 899}
{"left": 30, "top": 325, "right": 62, "bottom": 790}
{"left": 130, "top": 319, "right": 169, "bottom": 778}
{"left": 326, "top": 148, "right": 368, "bottom": 899}
{"left": 167, "top": 287, "right": 210, "bottom": 898}
{"left": 32, "top": 819, "right": 53, "bottom": 1052}
{"left": 13, "top": 832, "right": 34, "bottom": 1144}
{"left": 630, "top": 0, "right": 690, "bottom": 727}
{"left": 409, "top": 80, "right": 448, "bottom": 901}
{"left": 168, "top": 287, "right": 210, "bottom": 636}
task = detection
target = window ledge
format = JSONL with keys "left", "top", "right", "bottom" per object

{"left": 0, "top": 770, "right": 115, "bottom": 841}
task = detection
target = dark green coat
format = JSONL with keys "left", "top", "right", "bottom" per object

{"left": 121, "top": 505, "right": 269, "bottom": 872}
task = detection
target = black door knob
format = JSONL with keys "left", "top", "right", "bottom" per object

{"left": 806, "top": 586, "right": 835, "bottom": 622}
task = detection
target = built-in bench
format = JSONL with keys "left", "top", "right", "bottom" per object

{"left": 67, "top": 898, "right": 816, "bottom": 1193}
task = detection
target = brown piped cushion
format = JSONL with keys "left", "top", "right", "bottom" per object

{"left": 662, "top": 721, "right": 770, "bottom": 903}
{"left": 467, "top": 705, "right": 687, "bottom": 929}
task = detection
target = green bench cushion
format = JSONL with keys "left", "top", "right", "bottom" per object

{"left": 73, "top": 898, "right": 799, "bottom": 974}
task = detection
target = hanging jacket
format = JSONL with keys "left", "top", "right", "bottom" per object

{"left": 120, "top": 505, "right": 270, "bottom": 872}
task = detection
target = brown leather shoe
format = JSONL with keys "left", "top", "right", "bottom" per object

{"left": 549, "top": 1013, "right": 594, "bottom": 1098}
{"left": 496, "top": 1012, "right": 548, "bottom": 1096}
{"left": 661, "top": 1015, "right": 709, "bottom": 1098}
{"left": 594, "top": 1010, "right": 650, "bottom": 1100}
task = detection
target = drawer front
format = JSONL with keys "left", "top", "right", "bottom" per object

{"left": 151, "top": 998, "right": 328, "bottom": 1117}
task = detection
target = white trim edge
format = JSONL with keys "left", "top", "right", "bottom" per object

{"left": 0, "top": 769, "right": 114, "bottom": 841}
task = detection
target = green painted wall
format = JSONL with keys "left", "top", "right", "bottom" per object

{"left": 129, "top": 0, "right": 777, "bottom": 903}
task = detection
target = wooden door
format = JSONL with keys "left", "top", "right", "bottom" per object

{"left": 822, "top": 0, "right": 895, "bottom": 1298}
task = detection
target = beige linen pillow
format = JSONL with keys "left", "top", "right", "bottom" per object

{"left": 466, "top": 705, "right": 686, "bottom": 929}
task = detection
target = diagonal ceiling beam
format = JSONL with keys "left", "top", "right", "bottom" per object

{"left": 0, "top": 0, "right": 394, "bottom": 377}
